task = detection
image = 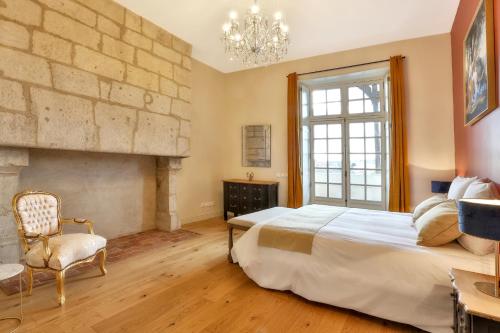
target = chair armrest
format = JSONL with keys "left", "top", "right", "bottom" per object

{"left": 61, "top": 218, "right": 95, "bottom": 235}
{"left": 24, "top": 233, "right": 51, "bottom": 262}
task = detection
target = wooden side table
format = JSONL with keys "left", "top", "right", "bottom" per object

{"left": 0, "top": 264, "right": 24, "bottom": 333}
{"left": 450, "top": 268, "right": 500, "bottom": 332}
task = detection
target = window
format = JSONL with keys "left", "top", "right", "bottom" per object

{"left": 301, "top": 76, "right": 389, "bottom": 210}
{"left": 348, "top": 83, "right": 381, "bottom": 114}
{"left": 312, "top": 122, "right": 344, "bottom": 201}
{"left": 312, "top": 88, "right": 341, "bottom": 116}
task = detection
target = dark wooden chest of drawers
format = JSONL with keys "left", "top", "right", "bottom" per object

{"left": 223, "top": 179, "right": 279, "bottom": 220}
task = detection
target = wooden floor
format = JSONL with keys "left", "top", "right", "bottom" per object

{"left": 0, "top": 218, "right": 421, "bottom": 332}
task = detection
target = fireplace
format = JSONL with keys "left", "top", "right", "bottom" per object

{"left": 0, "top": 0, "right": 192, "bottom": 263}
{"left": 0, "top": 148, "right": 186, "bottom": 263}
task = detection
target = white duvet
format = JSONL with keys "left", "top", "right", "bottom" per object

{"left": 231, "top": 205, "right": 494, "bottom": 333}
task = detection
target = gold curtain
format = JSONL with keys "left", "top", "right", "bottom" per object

{"left": 388, "top": 56, "right": 410, "bottom": 212}
{"left": 287, "top": 73, "right": 303, "bottom": 208}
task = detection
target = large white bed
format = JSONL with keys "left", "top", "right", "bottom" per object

{"left": 230, "top": 204, "right": 494, "bottom": 333}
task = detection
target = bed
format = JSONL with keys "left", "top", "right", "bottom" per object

{"left": 229, "top": 204, "right": 494, "bottom": 333}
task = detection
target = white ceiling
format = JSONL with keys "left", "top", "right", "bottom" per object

{"left": 115, "top": 0, "right": 460, "bottom": 73}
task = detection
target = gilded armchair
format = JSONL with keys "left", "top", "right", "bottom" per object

{"left": 12, "top": 190, "right": 107, "bottom": 305}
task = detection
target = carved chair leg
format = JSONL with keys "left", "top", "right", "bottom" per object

{"left": 55, "top": 270, "right": 65, "bottom": 306}
{"left": 98, "top": 249, "right": 107, "bottom": 276}
{"left": 26, "top": 266, "right": 33, "bottom": 296}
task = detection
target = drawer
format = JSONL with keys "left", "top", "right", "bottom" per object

{"left": 228, "top": 194, "right": 239, "bottom": 207}
{"left": 239, "top": 184, "right": 252, "bottom": 196}
{"left": 240, "top": 203, "right": 250, "bottom": 214}
{"left": 228, "top": 184, "right": 239, "bottom": 196}
{"left": 251, "top": 186, "right": 268, "bottom": 202}
{"left": 252, "top": 185, "right": 264, "bottom": 195}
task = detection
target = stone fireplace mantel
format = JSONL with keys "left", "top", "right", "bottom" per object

{"left": 0, "top": 147, "right": 185, "bottom": 264}
{"left": 0, "top": 148, "right": 29, "bottom": 263}
{"left": 0, "top": 0, "right": 193, "bottom": 263}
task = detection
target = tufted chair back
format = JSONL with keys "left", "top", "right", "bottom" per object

{"left": 13, "top": 191, "right": 61, "bottom": 237}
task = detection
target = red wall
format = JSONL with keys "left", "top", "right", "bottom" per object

{"left": 452, "top": 0, "right": 500, "bottom": 183}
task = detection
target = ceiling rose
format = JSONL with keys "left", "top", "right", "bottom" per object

{"left": 221, "top": 0, "right": 289, "bottom": 66}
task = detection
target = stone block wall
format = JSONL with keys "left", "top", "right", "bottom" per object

{"left": 0, "top": 0, "right": 192, "bottom": 157}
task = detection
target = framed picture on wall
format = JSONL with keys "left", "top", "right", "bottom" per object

{"left": 242, "top": 125, "right": 271, "bottom": 167}
{"left": 463, "top": 0, "right": 496, "bottom": 126}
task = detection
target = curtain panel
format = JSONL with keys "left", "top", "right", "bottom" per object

{"left": 287, "top": 73, "right": 303, "bottom": 208}
{"left": 388, "top": 56, "right": 410, "bottom": 212}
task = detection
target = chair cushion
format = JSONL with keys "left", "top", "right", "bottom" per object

{"left": 26, "top": 233, "right": 107, "bottom": 270}
{"left": 16, "top": 193, "right": 59, "bottom": 235}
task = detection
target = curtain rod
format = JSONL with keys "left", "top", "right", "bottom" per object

{"left": 296, "top": 56, "right": 406, "bottom": 77}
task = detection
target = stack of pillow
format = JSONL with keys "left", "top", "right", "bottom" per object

{"left": 413, "top": 176, "right": 499, "bottom": 255}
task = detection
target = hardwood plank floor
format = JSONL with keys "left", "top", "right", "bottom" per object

{"left": 0, "top": 218, "right": 422, "bottom": 332}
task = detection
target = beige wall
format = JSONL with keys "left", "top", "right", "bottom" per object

{"left": 19, "top": 149, "right": 157, "bottom": 239}
{"left": 176, "top": 60, "right": 226, "bottom": 223}
{"left": 221, "top": 33, "right": 455, "bottom": 209}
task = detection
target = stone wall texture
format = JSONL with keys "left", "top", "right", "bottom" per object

{"left": 0, "top": 0, "right": 192, "bottom": 157}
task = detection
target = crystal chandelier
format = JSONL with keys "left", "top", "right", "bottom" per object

{"left": 221, "top": 0, "right": 289, "bottom": 66}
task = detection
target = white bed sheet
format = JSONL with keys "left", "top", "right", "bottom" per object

{"left": 231, "top": 205, "right": 494, "bottom": 333}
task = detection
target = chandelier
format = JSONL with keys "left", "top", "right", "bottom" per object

{"left": 221, "top": 0, "right": 289, "bottom": 66}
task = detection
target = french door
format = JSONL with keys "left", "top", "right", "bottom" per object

{"left": 302, "top": 78, "right": 389, "bottom": 210}
{"left": 345, "top": 119, "right": 386, "bottom": 209}
{"left": 311, "top": 120, "right": 346, "bottom": 206}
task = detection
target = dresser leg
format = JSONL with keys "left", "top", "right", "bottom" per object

{"left": 227, "top": 225, "right": 234, "bottom": 263}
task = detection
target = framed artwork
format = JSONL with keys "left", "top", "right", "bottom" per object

{"left": 242, "top": 125, "right": 271, "bottom": 167}
{"left": 464, "top": 0, "right": 496, "bottom": 126}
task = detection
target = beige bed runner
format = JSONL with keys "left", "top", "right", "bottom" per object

{"left": 258, "top": 205, "right": 347, "bottom": 254}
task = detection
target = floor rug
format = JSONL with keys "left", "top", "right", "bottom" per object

{"left": 0, "top": 229, "right": 200, "bottom": 296}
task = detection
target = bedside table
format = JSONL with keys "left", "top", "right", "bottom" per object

{"left": 450, "top": 268, "right": 500, "bottom": 332}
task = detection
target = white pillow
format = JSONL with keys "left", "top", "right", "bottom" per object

{"left": 412, "top": 194, "right": 447, "bottom": 222}
{"left": 447, "top": 176, "right": 478, "bottom": 200}
{"left": 458, "top": 180, "right": 497, "bottom": 255}
{"left": 463, "top": 181, "right": 499, "bottom": 199}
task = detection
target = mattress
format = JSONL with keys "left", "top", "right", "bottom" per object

{"left": 231, "top": 204, "right": 494, "bottom": 333}
{"left": 228, "top": 207, "right": 295, "bottom": 228}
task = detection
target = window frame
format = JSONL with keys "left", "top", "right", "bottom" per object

{"left": 302, "top": 76, "right": 389, "bottom": 210}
